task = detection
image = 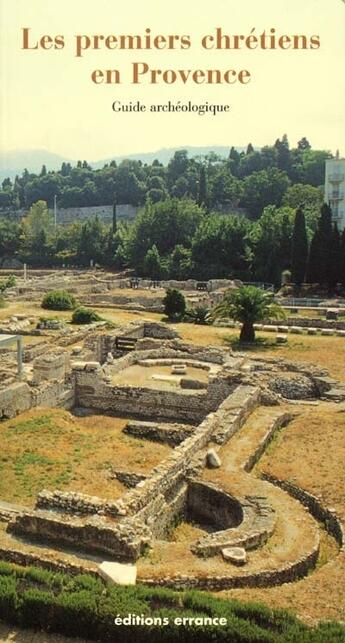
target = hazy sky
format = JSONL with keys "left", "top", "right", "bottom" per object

{"left": 1, "top": 0, "right": 344, "bottom": 160}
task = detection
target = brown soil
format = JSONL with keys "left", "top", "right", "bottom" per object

{"left": 0, "top": 408, "right": 171, "bottom": 506}
{"left": 111, "top": 363, "right": 208, "bottom": 391}
{"left": 0, "top": 622, "right": 91, "bottom": 642}
{"left": 219, "top": 405, "right": 345, "bottom": 624}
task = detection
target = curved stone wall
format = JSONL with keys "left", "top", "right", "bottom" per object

{"left": 187, "top": 481, "right": 243, "bottom": 531}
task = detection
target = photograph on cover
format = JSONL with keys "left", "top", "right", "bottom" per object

{"left": 0, "top": 0, "right": 344, "bottom": 641}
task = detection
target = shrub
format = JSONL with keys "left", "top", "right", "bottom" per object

{"left": 0, "top": 561, "right": 344, "bottom": 642}
{"left": 6, "top": 274, "right": 16, "bottom": 288}
{"left": 163, "top": 288, "right": 186, "bottom": 320}
{"left": 185, "top": 306, "right": 211, "bottom": 325}
{"left": 42, "top": 290, "right": 76, "bottom": 311}
{"left": 71, "top": 306, "right": 102, "bottom": 324}
{"left": 0, "top": 575, "right": 18, "bottom": 622}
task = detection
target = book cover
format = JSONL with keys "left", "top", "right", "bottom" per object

{"left": 0, "top": 1, "right": 344, "bottom": 641}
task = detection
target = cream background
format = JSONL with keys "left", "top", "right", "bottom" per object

{"left": 0, "top": 0, "right": 344, "bottom": 159}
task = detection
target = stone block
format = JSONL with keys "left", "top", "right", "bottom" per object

{"left": 222, "top": 547, "right": 247, "bottom": 565}
{"left": 326, "top": 309, "right": 338, "bottom": 320}
{"left": 72, "top": 346, "right": 83, "bottom": 355}
{"left": 171, "top": 364, "right": 187, "bottom": 375}
{"left": 98, "top": 561, "right": 137, "bottom": 585}
{"left": 71, "top": 361, "right": 87, "bottom": 371}
{"left": 290, "top": 327, "right": 304, "bottom": 334}
{"left": 206, "top": 449, "right": 221, "bottom": 468}
{"left": 263, "top": 325, "right": 277, "bottom": 332}
{"left": 307, "top": 328, "right": 318, "bottom": 335}
{"left": 84, "top": 361, "right": 101, "bottom": 372}
{"left": 276, "top": 334, "right": 288, "bottom": 344}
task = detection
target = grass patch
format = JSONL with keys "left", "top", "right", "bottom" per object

{"left": 5, "top": 414, "right": 64, "bottom": 437}
{"left": 0, "top": 409, "right": 171, "bottom": 504}
{"left": 0, "top": 561, "right": 344, "bottom": 642}
{"left": 223, "top": 334, "right": 278, "bottom": 352}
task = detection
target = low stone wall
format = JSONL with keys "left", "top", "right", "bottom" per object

{"left": 8, "top": 510, "right": 150, "bottom": 561}
{"left": 0, "top": 546, "right": 98, "bottom": 578}
{"left": 23, "top": 342, "right": 51, "bottom": 363}
{"left": 0, "top": 382, "right": 32, "bottom": 419}
{"left": 187, "top": 481, "right": 243, "bottom": 530}
{"left": 261, "top": 473, "right": 344, "bottom": 548}
{"left": 72, "top": 365, "right": 232, "bottom": 424}
{"left": 124, "top": 420, "right": 195, "bottom": 446}
{"left": 139, "top": 542, "right": 319, "bottom": 590}
{"left": 36, "top": 489, "right": 123, "bottom": 517}
{"left": 189, "top": 483, "right": 276, "bottom": 557}
{"left": 211, "top": 385, "right": 261, "bottom": 445}
{"left": 110, "top": 470, "right": 147, "bottom": 488}
{"left": 264, "top": 317, "right": 345, "bottom": 331}
{"left": 99, "top": 322, "right": 179, "bottom": 361}
{"left": 0, "top": 376, "right": 73, "bottom": 420}
{"left": 244, "top": 413, "right": 294, "bottom": 473}
{"left": 117, "top": 385, "right": 260, "bottom": 518}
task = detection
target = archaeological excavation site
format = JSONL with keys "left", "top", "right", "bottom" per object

{"left": 0, "top": 271, "right": 344, "bottom": 603}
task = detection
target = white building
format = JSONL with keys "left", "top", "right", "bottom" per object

{"left": 325, "top": 156, "right": 345, "bottom": 230}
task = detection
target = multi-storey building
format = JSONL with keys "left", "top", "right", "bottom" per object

{"left": 325, "top": 156, "right": 345, "bottom": 230}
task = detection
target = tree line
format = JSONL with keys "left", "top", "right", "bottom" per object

{"left": 1, "top": 197, "right": 344, "bottom": 291}
{"left": 0, "top": 136, "right": 329, "bottom": 221}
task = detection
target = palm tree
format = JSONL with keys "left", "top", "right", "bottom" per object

{"left": 212, "top": 285, "right": 285, "bottom": 342}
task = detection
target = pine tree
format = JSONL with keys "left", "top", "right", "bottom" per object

{"left": 291, "top": 208, "right": 308, "bottom": 292}
{"left": 340, "top": 229, "right": 345, "bottom": 287}
{"left": 229, "top": 146, "right": 240, "bottom": 162}
{"left": 246, "top": 143, "right": 254, "bottom": 155}
{"left": 297, "top": 137, "right": 311, "bottom": 151}
{"left": 329, "top": 223, "right": 341, "bottom": 292}
{"left": 144, "top": 244, "right": 162, "bottom": 279}
{"left": 318, "top": 203, "right": 333, "bottom": 287}
{"left": 306, "top": 203, "right": 333, "bottom": 287}
{"left": 197, "top": 165, "right": 208, "bottom": 210}
{"left": 228, "top": 147, "right": 240, "bottom": 176}
{"left": 274, "top": 135, "right": 290, "bottom": 172}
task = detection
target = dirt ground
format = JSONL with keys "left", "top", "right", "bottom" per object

{"left": 219, "top": 405, "right": 345, "bottom": 624}
{"left": 0, "top": 623, "right": 91, "bottom": 643}
{"left": 3, "top": 298, "right": 345, "bottom": 380}
{"left": 0, "top": 408, "right": 171, "bottom": 505}
{"left": 1, "top": 299, "right": 345, "bottom": 626}
{"left": 110, "top": 363, "right": 209, "bottom": 391}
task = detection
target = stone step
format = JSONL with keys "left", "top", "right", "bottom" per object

{"left": 322, "top": 388, "right": 345, "bottom": 401}
{"left": 124, "top": 420, "right": 195, "bottom": 446}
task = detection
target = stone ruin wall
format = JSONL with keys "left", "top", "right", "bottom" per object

{"left": 29, "top": 383, "right": 260, "bottom": 555}
{"left": 72, "top": 364, "right": 233, "bottom": 424}
{"left": 0, "top": 348, "right": 74, "bottom": 419}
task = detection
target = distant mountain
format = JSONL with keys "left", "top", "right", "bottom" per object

{"left": 0, "top": 149, "right": 74, "bottom": 181}
{"left": 0, "top": 146, "right": 243, "bottom": 182}
{"left": 92, "top": 146, "right": 238, "bottom": 168}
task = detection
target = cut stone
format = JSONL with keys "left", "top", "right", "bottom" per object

{"left": 171, "top": 364, "right": 187, "bottom": 375}
{"left": 98, "top": 561, "right": 137, "bottom": 585}
{"left": 290, "top": 327, "right": 304, "bottom": 334}
{"left": 276, "top": 334, "right": 288, "bottom": 344}
{"left": 206, "top": 449, "right": 221, "bottom": 468}
{"left": 222, "top": 547, "right": 247, "bottom": 565}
